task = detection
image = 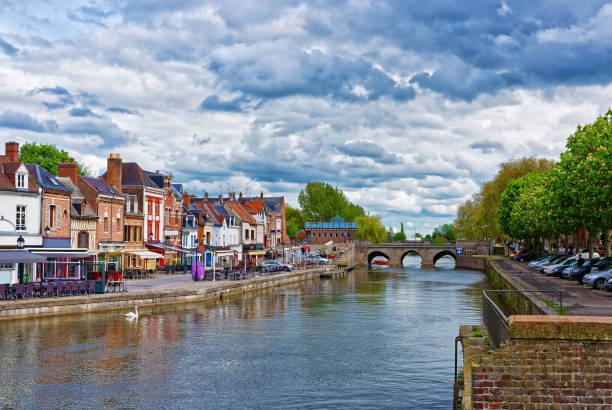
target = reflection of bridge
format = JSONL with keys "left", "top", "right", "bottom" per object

{"left": 354, "top": 240, "right": 492, "bottom": 268}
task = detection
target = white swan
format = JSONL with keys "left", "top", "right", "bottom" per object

{"left": 125, "top": 306, "right": 138, "bottom": 319}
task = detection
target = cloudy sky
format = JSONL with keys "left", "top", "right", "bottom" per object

{"left": 1, "top": 1, "right": 611, "bottom": 234}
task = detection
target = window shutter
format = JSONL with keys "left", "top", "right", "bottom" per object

{"left": 56, "top": 206, "right": 61, "bottom": 230}
{"left": 45, "top": 205, "right": 50, "bottom": 229}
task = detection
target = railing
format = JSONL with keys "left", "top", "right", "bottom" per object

{"left": 482, "top": 289, "right": 564, "bottom": 349}
{"left": 482, "top": 291, "right": 510, "bottom": 349}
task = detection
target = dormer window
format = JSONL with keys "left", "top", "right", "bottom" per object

{"left": 16, "top": 172, "right": 26, "bottom": 189}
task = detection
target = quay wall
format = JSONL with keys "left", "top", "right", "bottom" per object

{"left": 0, "top": 269, "right": 327, "bottom": 322}
{"left": 462, "top": 316, "right": 612, "bottom": 409}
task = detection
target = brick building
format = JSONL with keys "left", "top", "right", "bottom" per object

{"left": 304, "top": 216, "right": 356, "bottom": 244}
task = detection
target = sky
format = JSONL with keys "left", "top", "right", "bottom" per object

{"left": 0, "top": 1, "right": 611, "bottom": 235}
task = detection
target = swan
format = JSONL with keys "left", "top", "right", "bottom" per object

{"left": 125, "top": 306, "right": 138, "bottom": 319}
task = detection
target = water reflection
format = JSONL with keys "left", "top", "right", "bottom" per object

{"left": 0, "top": 261, "right": 486, "bottom": 409}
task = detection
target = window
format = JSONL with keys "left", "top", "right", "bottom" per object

{"left": 165, "top": 207, "right": 170, "bottom": 222}
{"left": 49, "top": 205, "right": 56, "bottom": 228}
{"left": 16, "top": 173, "right": 26, "bottom": 189}
{"left": 251, "top": 230, "right": 255, "bottom": 240}
{"left": 117, "top": 217, "right": 121, "bottom": 232}
{"left": 104, "top": 217, "right": 108, "bottom": 232}
{"left": 245, "top": 230, "right": 249, "bottom": 240}
{"left": 78, "top": 232, "right": 89, "bottom": 248}
{"left": 16, "top": 206, "right": 26, "bottom": 231}
{"left": 0, "top": 263, "right": 15, "bottom": 270}
{"left": 124, "top": 225, "right": 129, "bottom": 241}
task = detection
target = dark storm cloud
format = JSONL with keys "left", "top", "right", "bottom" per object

{"left": 0, "top": 38, "right": 18, "bottom": 55}
{"left": 106, "top": 107, "right": 139, "bottom": 115}
{"left": 0, "top": 111, "right": 58, "bottom": 133}
{"left": 60, "top": 119, "right": 128, "bottom": 148}
{"left": 209, "top": 47, "right": 415, "bottom": 103}
{"left": 200, "top": 95, "right": 245, "bottom": 112}
{"left": 69, "top": 107, "right": 101, "bottom": 118}
{"left": 469, "top": 140, "right": 504, "bottom": 154}
{"left": 336, "top": 141, "right": 400, "bottom": 164}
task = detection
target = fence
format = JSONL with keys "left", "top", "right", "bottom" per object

{"left": 482, "top": 290, "right": 564, "bottom": 349}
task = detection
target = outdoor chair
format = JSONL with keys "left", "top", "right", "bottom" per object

{"left": 25, "top": 283, "right": 35, "bottom": 298}
{"left": 14, "top": 284, "right": 25, "bottom": 300}
{"left": 87, "top": 280, "right": 95, "bottom": 295}
{"left": 56, "top": 282, "right": 65, "bottom": 297}
{"left": 0, "top": 284, "right": 8, "bottom": 301}
{"left": 78, "top": 281, "right": 88, "bottom": 295}
{"left": 44, "top": 282, "right": 55, "bottom": 297}
{"left": 65, "top": 282, "right": 74, "bottom": 296}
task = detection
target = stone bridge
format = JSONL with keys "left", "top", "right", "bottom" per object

{"left": 354, "top": 240, "right": 492, "bottom": 268}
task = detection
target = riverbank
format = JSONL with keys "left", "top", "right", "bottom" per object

{"left": 0, "top": 267, "right": 334, "bottom": 322}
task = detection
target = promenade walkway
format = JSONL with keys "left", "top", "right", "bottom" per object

{"left": 491, "top": 257, "right": 612, "bottom": 316}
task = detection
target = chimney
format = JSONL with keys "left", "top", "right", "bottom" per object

{"left": 218, "top": 194, "right": 223, "bottom": 203}
{"left": 204, "top": 192, "right": 208, "bottom": 201}
{"left": 5, "top": 142, "right": 19, "bottom": 163}
{"left": 260, "top": 191, "right": 263, "bottom": 199}
{"left": 239, "top": 192, "right": 242, "bottom": 199}
{"left": 183, "top": 193, "right": 192, "bottom": 207}
{"left": 58, "top": 157, "right": 78, "bottom": 185}
{"left": 106, "top": 153, "right": 122, "bottom": 193}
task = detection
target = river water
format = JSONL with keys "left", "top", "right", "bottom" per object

{"left": 0, "top": 257, "right": 487, "bottom": 409}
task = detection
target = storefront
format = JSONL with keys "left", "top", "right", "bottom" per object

{"left": 0, "top": 250, "right": 47, "bottom": 284}
{"left": 29, "top": 248, "right": 93, "bottom": 280}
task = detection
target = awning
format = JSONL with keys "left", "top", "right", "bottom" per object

{"left": 301, "top": 246, "right": 311, "bottom": 250}
{"left": 214, "top": 250, "right": 235, "bottom": 257}
{"left": 146, "top": 242, "right": 189, "bottom": 253}
{"left": 247, "top": 251, "right": 266, "bottom": 256}
{"left": 0, "top": 250, "right": 47, "bottom": 264}
{"left": 125, "top": 249, "right": 163, "bottom": 259}
{"left": 29, "top": 249, "right": 92, "bottom": 259}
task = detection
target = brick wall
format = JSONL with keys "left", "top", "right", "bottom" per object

{"left": 466, "top": 316, "right": 612, "bottom": 409}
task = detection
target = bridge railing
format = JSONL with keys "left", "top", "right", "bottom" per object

{"left": 482, "top": 291, "right": 510, "bottom": 349}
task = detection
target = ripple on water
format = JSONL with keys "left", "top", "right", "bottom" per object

{"left": 0, "top": 263, "right": 486, "bottom": 409}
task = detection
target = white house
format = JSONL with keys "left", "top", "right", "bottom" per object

{"left": 0, "top": 162, "right": 43, "bottom": 284}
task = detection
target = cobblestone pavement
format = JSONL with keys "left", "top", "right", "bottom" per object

{"left": 492, "top": 258, "right": 612, "bottom": 316}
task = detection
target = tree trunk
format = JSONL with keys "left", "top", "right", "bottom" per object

{"left": 588, "top": 229, "right": 594, "bottom": 259}
{"left": 606, "top": 229, "right": 611, "bottom": 258}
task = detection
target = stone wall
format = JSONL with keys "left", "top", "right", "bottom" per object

{"left": 464, "top": 316, "right": 612, "bottom": 409}
{"left": 456, "top": 255, "right": 488, "bottom": 271}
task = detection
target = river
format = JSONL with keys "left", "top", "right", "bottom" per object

{"left": 0, "top": 256, "right": 487, "bottom": 409}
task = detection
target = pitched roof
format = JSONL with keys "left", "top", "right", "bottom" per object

{"left": 0, "top": 162, "right": 38, "bottom": 192}
{"left": 227, "top": 201, "right": 256, "bottom": 224}
{"left": 57, "top": 177, "right": 98, "bottom": 218}
{"left": 81, "top": 176, "right": 123, "bottom": 197}
{"left": 25, "top": 164, "right": 73, "bottom": 192}
{"left": 102, "top": 162, "right": 158, "bottom": 188}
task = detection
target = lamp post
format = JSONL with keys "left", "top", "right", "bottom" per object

{"left": 16, "top": 235, "right": 25, "bottom": 283}
{"left": 44, "top": 226, "right": 51, "bottom": 237}
{"left": 194, "top": 239, "right": 199, "bottom": 281}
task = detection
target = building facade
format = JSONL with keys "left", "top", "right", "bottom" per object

{"left": 304, "top": 216, "right": 356, "bottom": 244}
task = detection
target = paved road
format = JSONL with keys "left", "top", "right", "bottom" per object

{"left": 493, "top": 258, "right": 612, "bottom": 316}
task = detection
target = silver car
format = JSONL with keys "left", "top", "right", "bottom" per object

{"left": 582, "top": 268, "right": 612, "bottom": 290}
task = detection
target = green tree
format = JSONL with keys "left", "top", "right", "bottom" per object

{"left": 298, "top": 181, "right": 364, "bottom": 222}
{"left": 354, "top": 215, "right": 386, "bottom": 244}
{"left": 285, "top": 205, "right": 305, "bottom": 239}
{"left": 400, "top": 222, "right": 405, "bottom": 235}
{"left": 19, "top": 142, "right": 90, "bottom": 176}
{"left": 393, "top": 231, "right": 406, "bottom": 241}
{"left": 433, "top": 223, "right": 456, "bottom": 241}
{"left": 557, "top": 110, "right": 612, "bottom": 257}
{"left": 386, "top": 227, "right": 395, "bottom": 242}
{"left": 454, "top": 157, "right": 554, "bottom": 239}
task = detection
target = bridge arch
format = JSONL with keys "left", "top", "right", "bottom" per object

{"left": 433, "top": 250, "right": 456, "bottom": 266}
{"left": 367, "top": 251, "right": 390, "bottom": 265}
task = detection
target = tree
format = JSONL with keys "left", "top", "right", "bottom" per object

{"left": 393, "top": 231, "right": 406, "bottom": 241}
{"left": 454, "top": 157, "right": 554, "bottom": 239}
{"left": 19, "top": 142, "right": 90, "bottom": 176}
{"left": 298, "top": 181, "right": 364, "bottom": 222}
{"left": 386, "top": 227, "right": 395, "bottom": 242}
{"left": 553, "top": 110, "right": 612, "bottom": 257}
{"left": 285, "top": 205, "right": 305, "bottom": 239}
{"left": 354, "top": 215, "right": 386, "bottom": 244}
{"left": 433, "top": 223, "right": 456, "bottom": 241}
{"left": 400, "top": 222, "right": 405, "bottom": 235}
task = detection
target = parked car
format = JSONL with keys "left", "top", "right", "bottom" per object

{"left": 562, "top": 258, "right": 601, "bottom": 281}
{"left": 588, "top": 257, "right": 612, "bottom": 273}
{"left": 604, "top": 277, "right": 612, "bottom": 291}
{"left": 259, "top": 260, "right": 293, "bottom": 272}
{"left": 582, "top": 268, "right": 612, "bottom": 290}
{"left": 543, "top": 257, "right": 578, "bottom": 275}
{"left": 547, "top": 259, "right": 582, "bottom": 277}
{"left": 528, "top": 255, "right": 555, "bottom": 269}
{"left": 511, "top": 249, "right": 536, "bottom": 262}
{"left": 530, "top": 255, "right": 565, "bottom": 270}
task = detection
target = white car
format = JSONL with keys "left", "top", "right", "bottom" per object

{"left": 259, "top": 260, "right": 293, "bottom": 271}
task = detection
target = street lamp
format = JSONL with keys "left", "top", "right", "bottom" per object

{"left": 482, "top": 224, "right": 488, "bottom": 240}
{"left": 44, "top": 226, "right": 51, "bottom": 236}
{"left": 194, "top": 239, "right": 199, "bottom": 281}
{"left": 16, "top": 235, "right": 25, "bottom": 249}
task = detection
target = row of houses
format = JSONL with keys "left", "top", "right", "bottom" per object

{"left": 0, "top": 142, "right": 289, "bottom": 284}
